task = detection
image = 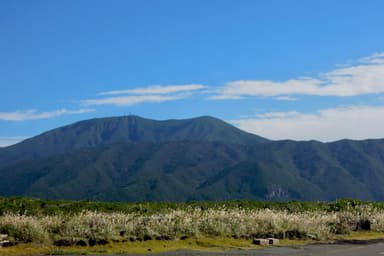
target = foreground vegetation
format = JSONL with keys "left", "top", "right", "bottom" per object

{"left": 1, "top": 197, "right": 384, "bottom": 254}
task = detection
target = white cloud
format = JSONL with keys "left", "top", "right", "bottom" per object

{"left": 208, "top": 94, "right": 244, "bottom": 100}
{"left": 275, "top": 96, "right": 297, "bottom": 101}
{"left": 359, "top": 52, "right": 384, "bottom": 64}
{"left": 0, "top": 136, "right": 28, "bottom": 147}
{"left": 232, "top": 105, "right": 384, "bottom": 142}
{"left": 100, "top": 84, "right": 205, "bottom": 95}
{"left": 83, "top": 94, "right": 187, "bottom": 106}
{"left": 212, "top": 78, "right": 323, "bottom": 98}
{"left": 85, "top": 84, "right": 205, "bottom": 106}
{"left": 0, "top": 108, "right": 94, "bottom": 121}
{"left": 211, "top": 52, "right": 384, "bottom": 99}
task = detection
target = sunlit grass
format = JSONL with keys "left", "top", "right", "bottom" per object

{"left": 1, "top": 233, "right": 384, "bottom": 255}
{"left": 0, "top": 238, "right": 261, "bottom": 255}
{"left": 2, "top": 199, "right": 384, "bottom": 255}
{"left": 2, "top": 205, "right": 384, "bottom": 243}
{"left": 338, "top": 231, "right": 384, "bottom": 240}
{"left": 2, "top": 233, "right": 383, "bottom": 255}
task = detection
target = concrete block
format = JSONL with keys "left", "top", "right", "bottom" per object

{"left": 268, "top": 238, "right": 280, "bottom": 245}
{"left": 253, "top": 238, "right": 269, "bottom": 245}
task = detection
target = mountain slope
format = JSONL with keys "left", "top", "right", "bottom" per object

{"left": 1, "top": 115, "right": 384, "bottom": 202}
{"left": 0, "top": 115, "right": 267, "bottom": 167}
{"left": 0, "top": 141, "right": 250, "bottom": 201}
{"left": 1, "top": 138, "right": 384, "bottom": 201}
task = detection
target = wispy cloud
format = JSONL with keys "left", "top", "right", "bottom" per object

{"left": 84, "top": 84, "right": 205, "bottom": 106}
{"left": 210, "top": 52, "right": 384, "bottom": 99}
{"left": 0, "top": 108, "right": 94, "bottom": 121}
{"left": 99, "top": 84, "right": 205, "bottom": 95}
{"left": 359, "top": 52, "right": 384, "bottom": 64}
{"left": 232, "top": 105, "right": 384, "bottom": 142}
{"left": 274, "top": 96, "right": 297, "bottom": 101}
{"left": 0, "top": 136, "right": 28, "bottom": 147}
{"left": 208, "top": 94, "right": 244, "bottom": 100}
{"left": 83, "top": 94, "right": 188, "bottom": 106}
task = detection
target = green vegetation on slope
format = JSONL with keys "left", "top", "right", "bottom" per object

{"left": 2, "top": 139, "right": 384, "bottom": 201}
{"left": 1, "top": 115, "right": 384, "bottom": 202}
{"left": 0, "top": 115, "right": 267, "bottom": 167}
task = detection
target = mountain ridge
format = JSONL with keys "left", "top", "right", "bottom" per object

{"left": 1, "top": 115, "right": 384, "bottom": 202}
{"left": 0, "top": 115, "right": 267, "bottom": 167}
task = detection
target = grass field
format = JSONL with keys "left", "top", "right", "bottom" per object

{"left": 1, "top": 197, "right": 384, "bottom": 255}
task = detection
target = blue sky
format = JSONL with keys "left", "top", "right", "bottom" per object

{"left": 1, "top": 0, "right": 384, "bottom": 146}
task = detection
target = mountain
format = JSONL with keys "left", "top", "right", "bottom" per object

{"left": 1, "top": 115, "right": 384, "bottom": 201}
{"left": 0, "top": 115, "right": 267, "bottom": 167}
{"left": 0, "top": 141, "right": 250, "bottom": 201}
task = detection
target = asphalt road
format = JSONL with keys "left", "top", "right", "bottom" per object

{"left": 151, "top": 242, "right": 384, "bottom": 256}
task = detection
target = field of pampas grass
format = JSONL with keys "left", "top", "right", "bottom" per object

{"left": 1, "top": 200, "right": 384, "bottom": 246}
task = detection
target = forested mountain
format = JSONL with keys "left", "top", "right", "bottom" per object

{"left": 1, "top": 115, "right": 384, "bottom": 201}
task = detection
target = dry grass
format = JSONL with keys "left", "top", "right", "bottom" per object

{"left": 1, "top": 204, "right": 384, "bottom": 245}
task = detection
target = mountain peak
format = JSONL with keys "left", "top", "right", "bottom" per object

{"left": 0, "top": 115, "right": 267, "bottom": 166}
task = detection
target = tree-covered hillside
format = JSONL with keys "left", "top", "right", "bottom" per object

{"left": 1, "top": 115, "right": 384, "bottom": 201}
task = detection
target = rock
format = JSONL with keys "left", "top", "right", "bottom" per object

{"left": 54, "top": 239, "right": 74, "bottom": 246}
{"left": 0, "top": 240, "right": 18, "bottom": 247}
{"left": 356, "top": 219, "right": 371, "bottom": 231}
{"left": 156, "top": 235, "right": 171, "bottom": 240}
{"left": 75, "top": 240, "right": 87, "bottom": 246}
{"left": 88, "top": 238, "right": 96, "bottom": 246}
{"left": 253, "top": 238, "right": 269, "bottom": 245}
{"left": 285, "top": 229, "right": 304, "bottom": 239}
{"left": 143, "top": 234, "right": 152, "bottom": 241}
{"left": 307, "top": 233, "right": 318, "bottom": 240}
{"left": 87, "top": 238, "right": 109, "bottom": 246}
{"left": 0, "top": 234, "right": 8, "bottom": 240}
{"left": 268, "top": 238, "right": 279, "bottom": 245}
{"left": 96, "top": 239, "right": 109, "bottom": 245}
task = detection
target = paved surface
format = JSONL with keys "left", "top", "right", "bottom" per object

{"left": 81, "top": 242, "right": 384, "bottom": 256}
{"left": 150, "top": 242, "right": 384, "bottom": 256}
